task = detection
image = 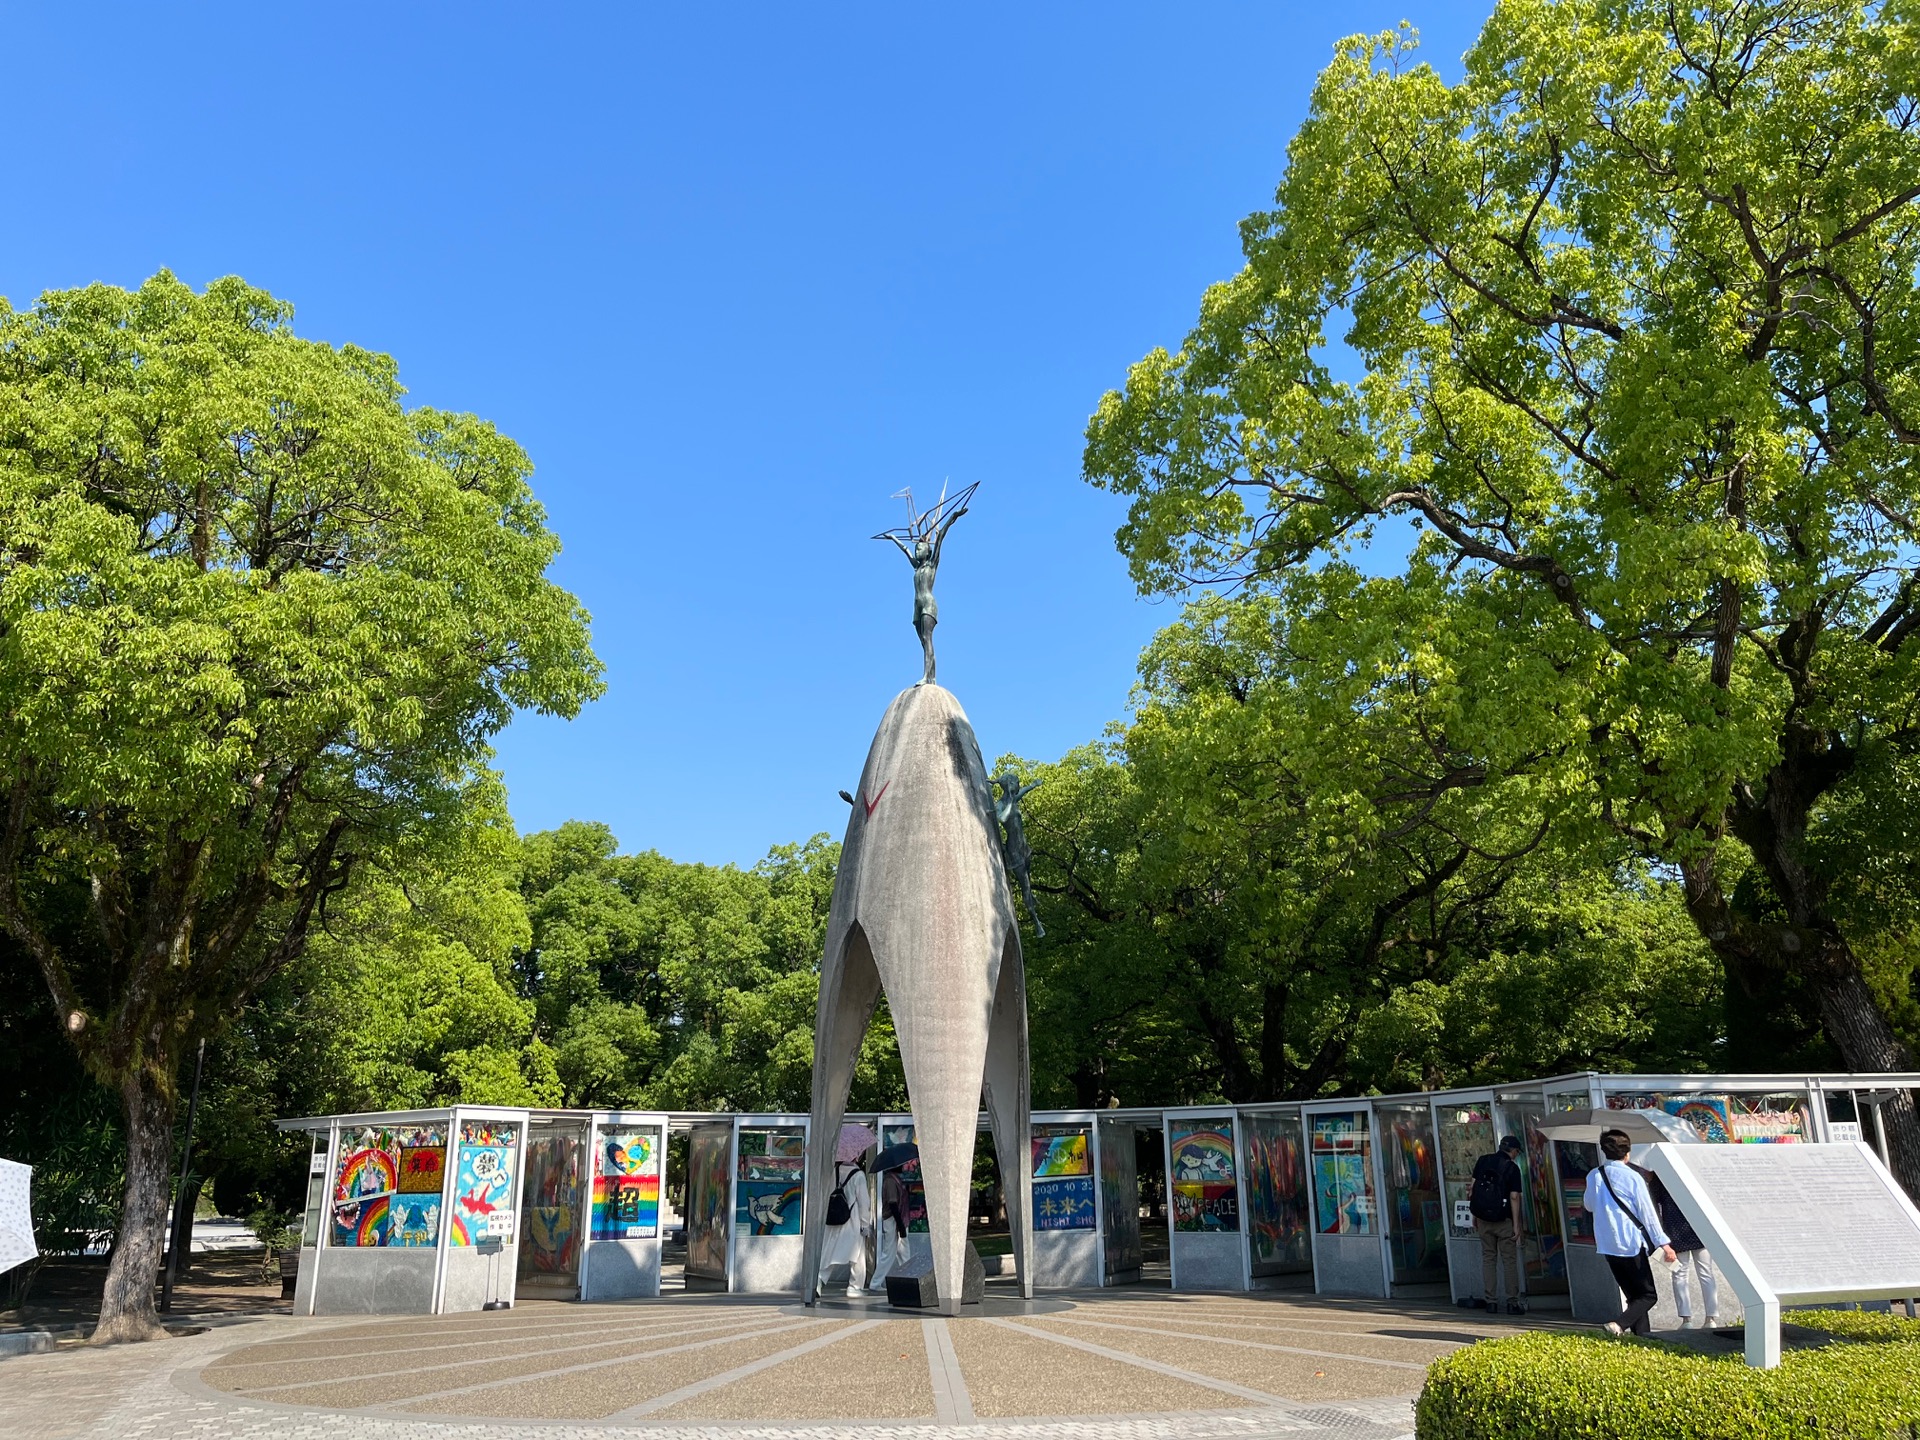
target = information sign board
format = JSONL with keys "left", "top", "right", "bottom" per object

{"left": 1647, "top": 1141, "right": 1920, "bottom": 1368}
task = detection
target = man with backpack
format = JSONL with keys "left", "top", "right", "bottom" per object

{"left": 1467, "top": 1135, "right": 1527, "bottom": 1314}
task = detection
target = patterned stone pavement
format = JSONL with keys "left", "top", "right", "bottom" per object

{"left": 4, "top": 1291, "right": 1546, "bottom": 1439}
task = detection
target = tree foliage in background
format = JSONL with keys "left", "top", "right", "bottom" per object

{"left": 513, "top": 822, "right": 905, "bottom": 1114}
{"left": 0, "top": 273, "right": 601, "bottom": 1340}
{"left": 1011, "top": 584, "right": 1725, "bottom": 1108}
{"left": 1085, "top": 0, "right": 1920, "bottom": 1192}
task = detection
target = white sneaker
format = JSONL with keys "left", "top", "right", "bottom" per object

{"left": 1704, "top": 1315, "right": 1722, "bottom": 1329}
{"left": 1603, "top": 1322, "right": 1623, "bottom": 1337}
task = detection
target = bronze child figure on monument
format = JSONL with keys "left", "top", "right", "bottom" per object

{"left": 875, "top": 481, "right": 976, "bottom": 685}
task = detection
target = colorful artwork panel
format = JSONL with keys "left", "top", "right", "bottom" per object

{"left": 387, "top": 1196, "right": 440, "bottom": 1247}
{"left": 1170, "top": 1121, "right": 1236, "bottom": 1184}
{"left": 1312, "top": 1152, "right": 1375, "bottom": 1235}
{"left": 592, "top": 1174, "right": 661, "bottom": 1239}
{"left": 1032, "top": 1131, "right": 1090, "bottom": 1178}
{"left": 1243, "top": 1113, "right": 1310, "bottom": 1272}
{"left": 1555, "top": 1139, "right": 1598, "bottom": 1246}
{"left": 333, "top": 1144, "right": 398, "bottom": 1207}
{"left": 1034, "top": 1175, "right": 1096, "bottom": 1230}
{"left": 685, "top": 1125, "right": 732, "bottom": 1279}
{"left": 1664, "top": 1098, "right": 1733, "bottom": 1143}
{"left": 525, "top": 1204, "right": 578, "bottom": 1272}
{"left": 1607, "top": 1091, "right": 1807, "bottom": 1143}
{"left": 461, "top": 1118, "right": 516, "bottom": 1146}
{"left": 591, "top": 1126, "right": 661, "bottom": 1241}
{"left": 329, "top": 1125, "right": 448, "bottom": 1246}
{"left": 397, "top": 1146, "right": 446, "bottom": 1194}
{"left": 450, "top": 1142, "right": 515, "bottom": 1247}
{"left": 737, "top": 1128, "right": 806, "bottom": 1191}
{"left": 736, "top": 1179, "right": 805, "bottom": 1235}
{"left": 1310, "top": 1113, "right": 1367, "bottom": 1152}
{"left": 332, "top": 1195, "right": 389, "bottom": 1247}
{"left": 600, "top": 1128, "right": 656, "bottom": 1178}
{"left": 1172, "top": 1181, "right": 1240, "bottom": 1232}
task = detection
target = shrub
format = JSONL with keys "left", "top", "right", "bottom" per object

{"left": 1415, "top": 1327, "right": 1920, "bottom": 1439}
{"left": 1784, "top": 1307, "right": 1920, "bottom": 1345}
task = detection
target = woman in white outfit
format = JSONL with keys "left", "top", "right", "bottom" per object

{"left": 817, "top": 1157, "right": 872, "bottom": 1297}
{"left": 1631, "top": 1156, "right": 1719, "bottom": 1326}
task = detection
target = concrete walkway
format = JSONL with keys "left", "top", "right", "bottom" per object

{"left": 5, "top": 1291, "right": 1546, "bottom": 1439}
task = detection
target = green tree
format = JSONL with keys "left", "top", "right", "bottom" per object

{"left": 0, "top": 274, "right": 601, "bottom": 1339}
{"left": 1086, "top": 0, "right": 1920, "bottom": 1191}
{"left": 1016, "top": 583, "right": 1717, "bottom": 1104}
{"left": 513, "top": 824, "right": 907, "bottom": 1112}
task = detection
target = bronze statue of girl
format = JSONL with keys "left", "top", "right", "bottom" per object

{"left": 875, "top": 481, "right": 976, "bottom": 686}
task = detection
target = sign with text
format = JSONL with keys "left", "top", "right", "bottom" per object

{"left": 1648, "top": 1140, "right": 1920, "bottom": 1368}
{"left": 1664, "top": 1143, "right": 1920, "bottom": 1297}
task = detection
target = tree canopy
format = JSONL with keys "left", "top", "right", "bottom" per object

{"left": 0, "top": 272, "right": 601, "bottom": 1337}
{"left": 1011, "top": 583, "right": 1725, "bottom": 1108}
{"left": 1085, "top": 0, "right": 1920, "bottom": 1192}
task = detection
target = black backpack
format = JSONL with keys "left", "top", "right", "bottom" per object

{"left": 1468, "top": 1155, "right": 1512, "bottom": 1221}
{"left": 824, "top": 1163, "right": 854, "bottom": 1226}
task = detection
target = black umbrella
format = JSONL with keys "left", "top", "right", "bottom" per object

{"left": 871, "top": 1142, "right": 919, "bottom": 1174}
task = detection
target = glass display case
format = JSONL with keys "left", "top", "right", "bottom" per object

{"left": 1310, "top": 1110, "right": 1376, "bottom": 1236}
{"left": 1435, "top": 1101, "right": 1495, "bottom": 1239}
{"left": 1243, "top": 1109, "right": 1311, "bottom": 1276}
{"left": 1376, "top": 1102, "right": 1447, "bottom": 1284}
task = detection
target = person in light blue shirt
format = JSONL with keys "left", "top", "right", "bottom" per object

{"left": 1582, "top": 1129, "right": 1675, "bottom": 1336}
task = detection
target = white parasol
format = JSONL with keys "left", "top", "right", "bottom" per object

{"left": 0, "top": 1157, "right": 37, "bottom": 1275}
{"left": 1533, "top": 1108, "right": 1699, "bottom": 1146}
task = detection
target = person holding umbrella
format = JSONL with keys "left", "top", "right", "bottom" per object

{"left": 865, "top": 1140, "right": 917, "bottom": 1294}
{"left": 818, "top": 1124, "right": 875, "bottom": 1298}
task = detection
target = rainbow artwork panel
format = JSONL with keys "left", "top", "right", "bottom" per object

{"left": 331, "top": 1128, "right": 398, "bottom": 1247}
{"left": 1031, "top": 1130, "right": 1090, "bottom": 1178}
{"left": 1169, "top": 1121, "right": 1236, "bottom": 1184}
{"left": 1170, "top": 1120, "right": 1239, "bottom": 1233}
{"left": 328, "top": 1125, "right": 447, "bottom": 1247}
{"left": 592, "top": 1126, "right": 661, "bottom": 1240}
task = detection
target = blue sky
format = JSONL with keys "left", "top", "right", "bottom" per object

{"left": 2, "top": 3, "right": 1490, "bottom": 867}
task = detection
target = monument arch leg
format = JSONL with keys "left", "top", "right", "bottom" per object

{"left": 801, "top": 922, "right": 882, "bottom": 1305}
{"left": 983, "top": 927, "right": 1034, "bottom": 1299}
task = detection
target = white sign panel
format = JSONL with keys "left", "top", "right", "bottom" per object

{"left": 1648, "top": 1141, "right": 1920, "bottom": 1368}
{"left": 1669, "top": 1144, "right": 1920, "bottom": 1297}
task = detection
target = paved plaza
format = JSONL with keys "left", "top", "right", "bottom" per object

{"left": 4, "top": 1290, "right": 1547, "bottom": 1440}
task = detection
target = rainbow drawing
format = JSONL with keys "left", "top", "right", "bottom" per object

{"left": 1032, "top": 1133, "right": 1089, "bottom": 1177}
{"left": 1170, "top": 1123, "right": 1236, "bottom": 1184}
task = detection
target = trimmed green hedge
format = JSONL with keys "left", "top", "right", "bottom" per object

{"left": 1415, "top": 1319, "right": 1920, "bottom": 1439}
{"left": 1784, "top": 1307, "right": 1920, "bottom": 1344}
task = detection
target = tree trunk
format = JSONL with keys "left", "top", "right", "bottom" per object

{"left": 1816, "top": 967, "right": 1920, "bottom": 1197}
{"left": 93, "top": 1068, "right": 174, "bottom": 1343}
{"left": 1683, "top": 835, "right": 1920, "bottom": 1202}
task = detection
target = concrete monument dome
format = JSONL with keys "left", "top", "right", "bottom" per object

{"left": 800, "top": 487, "right": 1034, "bottom": 1316}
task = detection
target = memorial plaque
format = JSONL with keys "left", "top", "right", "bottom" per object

{"left": 1661, "top": 1143, "right": 1920, "bottom": 1297}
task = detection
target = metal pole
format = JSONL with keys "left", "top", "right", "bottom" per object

{"left": 159, "top": 1038, "right": 207, "bottom": 1315}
